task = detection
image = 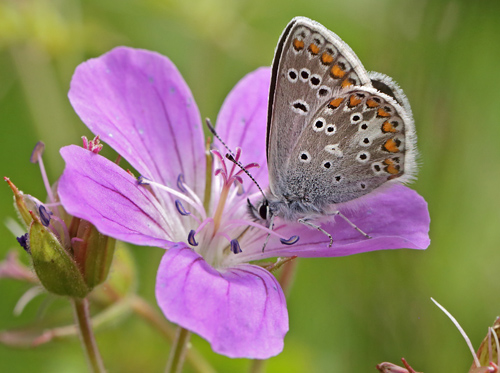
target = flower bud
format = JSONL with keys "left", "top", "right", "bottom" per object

{"left": 29, "top": 211, "right": 90, "bottom": 298}
{"left": 5, "top": 140, "right": 117, "bottom": 298}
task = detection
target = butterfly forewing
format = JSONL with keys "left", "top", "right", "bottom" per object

{"left": 279, "top": 87, "right": 416, "bottom": 206}
{"left": 267, "top": 17, "right": 372, "bottom": 196}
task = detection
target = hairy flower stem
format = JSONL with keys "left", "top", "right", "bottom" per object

{"left": 165, "top": 326, "right": 191, "bottom": 373}
{"left": 71, "top": 297, "right": 106, "bottom": 373}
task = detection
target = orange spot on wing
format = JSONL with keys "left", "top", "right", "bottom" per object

{"left": 321, "top": 52, "right": 334, "bottom": 64}
{"left": 382, "top": 121, "right": 397, "bottom": 133}
{"left": 328, "top": 97, "right": 344, "bottom": 109}
{"left": 330, "top": 64, "right": 346, "bottom": 79}
{"left": 293, "top": 39, "right": 304, "bottom": 51}
{"left": 383, "top": 138, "right": 400, "bottom": 153}
{"left": 341, "top": 78, "right": 354, "bottom": 88}
{"left": 348, "top": 95, "right": 362, "bottom": 107}
{"left": 377, "top": 107, "right": 391, "bottom": 117}
{"left": 383, "top": 158, "right": 400, "bottom": 175}
{"left": 366, "top": 99, "right": 379, "bottom": 108}
{"left": 308, "top": 43, "right": 320, "bottom": 55}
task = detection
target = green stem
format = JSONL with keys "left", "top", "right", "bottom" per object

{"left": 248, "top": 359, "right": 266, "bottom": 373}
{"left": 71, "top": 297, "right": 106, "bottom": 373}
{"left": 165, "top": 326, "right": 191, "bottom": 373}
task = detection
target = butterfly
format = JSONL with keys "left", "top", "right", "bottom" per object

{"left": 248, "top": 17, "right": 417, "bottom": 247}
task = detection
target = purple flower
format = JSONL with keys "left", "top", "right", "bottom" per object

{"left": 58, "top": 47, "right": 430, "bottom": 358}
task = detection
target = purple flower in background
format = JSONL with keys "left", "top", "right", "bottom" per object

{"left": 58, "top": 47, "right": 430, "bottom": 358}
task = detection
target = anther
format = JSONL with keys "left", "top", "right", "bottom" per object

{"left": 230, "top": 239, "right": 242, "bottom": 254}
{"left": 16, "top": 233, "right": 30, "bottom": 254}
{"left": 187, "top": 230, "right": 198, "bottom": 246}
{"left": 175, "top": 200, "right": 190, "bottom": 216}
{"left": 38, "top": 205, "right": 51, "bottom": 227}
{"left": 280, "top": 235, "right": 300, "bottom": 245}
{"left": 30, "top": 141, "right": 45, "bottom": 164}
{"left": 137, "top": 175, "right": 150, "bottom": 185}
{"left": 177, "top": 174, "right": 187, "bottom": 193}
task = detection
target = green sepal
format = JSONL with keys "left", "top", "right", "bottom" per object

{"left": 5, "top": 178, "right": 37, "bottom": 227}
{"left": 72, "top": 219, "right": 116, "bottom": 290}
{"left": 29, "top": 214, "right": 89, "bottom": 298}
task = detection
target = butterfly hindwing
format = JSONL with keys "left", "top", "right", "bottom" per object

{"left": 277, "top": 86, "right": 417, "bottom": 206}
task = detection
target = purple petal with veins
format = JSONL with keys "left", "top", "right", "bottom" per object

{"left": 214, "top": 67, "right": 270, "bottom": 192}
{"left": 59, "top": 146, "right": 179, "bottom": 248}
{"left": 68, "top": 46, "right": 206, "bottom": 197}
{"left": 156, "top": 245, "right": 288, "bottom": 359}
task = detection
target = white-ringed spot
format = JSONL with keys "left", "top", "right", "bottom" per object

{"left": 356, "top": 151, "right": 370, "bottom": 163}
{"left": 359, "top": 137, "right": 372, "bottom": 147}
{"left": 309, "top": 74, "right": 322, "bottom": 88}
{"left": 299, "top": 68, "right": 311, "bottom": 82}
{"left": 371, "top": 162, "right": 385, "bottom": 175}
{"left": 312, "top": 117, "right": 325, "bottom": 132}
{"left": 317, "top": 85, "right": 331, "bottom": 98}
{"left": 291, "top": 100, "right": 309, "bottom": 115}
{"left": 350, "top": 113, "right": 363, "bottom": 124}
{"left": 324, "top": 144, "right": 343, "bottom": 157}
{"left": 325, "top": 123, "right": 336, "bottom": 135}
{"left": 359, "top": 122, "right": 369, "bottom": 131}
{"left": 322, "top": 160, "right": 333, "bottom": 170}
{"left": 287, "top": 68, "right": 299, "bottom": 83}
{"left": 299, "top": 150, "right": 311, "bottom": 163}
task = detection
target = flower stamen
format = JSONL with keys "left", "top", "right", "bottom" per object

{"left": 187, "top": 230, "right": 198, "bottom": 246}
{"left": 30, "top": 142, "right": 55, "bottom": 205}
{"left": 138, "top": 176, "right": 206, "bottom": 218}
{"left": 175, "top": 200, "right": 190, "bottom": 216}
{"left": 38, "top": 205, "right": 51, "bottom": 227}
{"left": 230, "top": 239, "right": 242, "bottom": 254}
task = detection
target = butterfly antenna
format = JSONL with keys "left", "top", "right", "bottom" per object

{"left": 205, "top": 118, "right": 267, "bottom": 200}
{"left": 205, "top": 118, "right": 235, "bottom": 158}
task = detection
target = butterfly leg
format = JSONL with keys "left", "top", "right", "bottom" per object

{"left": 262, "top": 214, "right": 275, "bottom": 252}
{"left": 298, "top": 218, "right": 333, "bottom": 247}
{"left": 330, "top": 211, "right": 372, "bottom": 239}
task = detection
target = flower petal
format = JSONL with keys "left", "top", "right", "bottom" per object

{"left": 59, "top": 145, "right": 180, "bottom": 248}
{"left": 235, "top": 185, "right": 430, "bottom": 262}
{"left": 69, "top": 47, "right": 206, "bottom": 197}
{"left": 214, "top": 67, "right": 271, "bottom": 190}
{"left": 156, "top": 245, "right": 288, "bottom": 359}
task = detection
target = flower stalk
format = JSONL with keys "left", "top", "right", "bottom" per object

{"left": 165, "top": 326, "right": 191, "bottom": 373}
{"left": 71, "top": 297, "right": 106, "bottom": 373}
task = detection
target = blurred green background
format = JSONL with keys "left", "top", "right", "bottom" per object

{"left": 1, "top": 0, "right": 500, "bottom": 371}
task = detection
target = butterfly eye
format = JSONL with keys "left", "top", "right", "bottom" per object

{"left": 258, "top": 203, "right": 268, "bottom": 220}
